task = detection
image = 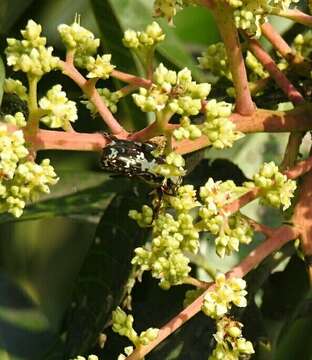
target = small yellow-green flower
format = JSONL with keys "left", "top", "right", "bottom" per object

{"left": 39, "top": 85, "right": 77, "bottom": 129}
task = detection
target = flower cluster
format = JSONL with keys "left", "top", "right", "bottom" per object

{"left": 123, "top": 22, "right": 165, "bottom": 50}
{"left": 5, "top": 20, "right": 59, "bottom": 78}
{"left": 1, "top": 158, "right": 58, "bottom": 218}
{"left": 71, "top": 356, "right": 98, "bottom": 360}
{"left": 202, "top": 100, "right": 243, "bottom": 149}
{"left": 58, "top": 20, "right": 115, "bottom": 79}
{"left": 202, "top": 274, "right": 247, "bottom": 319}
{"left": 0, "top": 120, "right": 58, "bottom": 218}
{"left": 133, "top": 63, "right": 211, "bottom": 115}
{"left": 199, "top": 42, "right": 267, "bottom": 84}
{"left": 245, "top": 51, "right": 268, "bottom": 80}
{"left": 153, "top": 0, "right": 195, "bottom": 22}
{"left": 228, "top": 0, "right": 299, "bottom": 38}
{"left": 209, "top": 317, "right": 254, "bottom": 360}
{"left": 151, "top": 152, "right": 186, "bottom": 179}
{"left": 252, "top": 162, "right": 296, "bottom": 210}
{"left": 172, "top": 98, "right": 242, "bottom": 149}
{"left": 293, "top": 30, "right": 312, "bottom": 58}
{"left": 129, "top": 204, "right": 154, "bottom": 227}
{"left": 0, "top": 125, "right": 29, "bottom": 180}
{"left": 3, "top": 112, "right": 27, "bottom": 128}
{"left": 39, "top": 85, "right": 78, "bottom": 129}
{"left": 82, "top": 88, "right": 122, "bottom": 116}
{"left": 198, "top": 178, "right": 253, "bottom": 257}
{"left": 58, "top": 21, "right": 99, "bottom": 68}
{"left": 112, "top": 306, "right": 159, "bottom": 359}
{"left": 131, "top": 212, "right": 194, "bottom": 289}
{"left": 130, "top": 175, "right": 255, "bottom": 287}
{"left": 130, "top": 184, "right": 199, "bottom": 289}
{"left": 85, "top": 54, "right": 115, "bottom": 79}
{"left": 173, "top": 116, "right": 202, "bottom": 140}
{"left": 3, "top": 78, "right": 28, "bottom": 101}
{"left": 198, "top": 42, "right": 231, "bottom": 80}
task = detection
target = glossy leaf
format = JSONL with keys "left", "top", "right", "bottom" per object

{"left": 0, "top": 175, "right": 132, "bottom": 224}
{"left": 0, "top": 272, "right": 63, "bottom": 359}
{"left": 0, "top": 0, "right": 35, "bottom": 34}
{"left": 65, "top": 185, "right": 151, "bottom": 356}
{"left": 104, "top": 0, "right": 205, "bottom": 81}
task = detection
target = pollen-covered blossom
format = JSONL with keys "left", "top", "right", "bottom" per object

{"left": 123, "top": 22, "right": 165, "bottom": 50}
{"left": 3, "top": 78, "right": 28, "bottom": 101}
{"left": 202, "top": 274, "right": 247, "bottom": 319}
{"left": 133, "top": 63, "right": 211, "bottom": 115}
{"left": 82, "top": 88, "right": 122, "bottom": 116}
{"left": 5, "top": 20, "right": 59, "bottom": 77}
{"left": 252, "top": 162, "right": 297, "bottom": 210}
{"left": 39, "top": 85, "right": 77, "bottom": 130}
{"left": 58, "top": 21, "right": 99, "bottom": 68}
{"left": 209, "top": 317, "right": 254, "bottom": 360}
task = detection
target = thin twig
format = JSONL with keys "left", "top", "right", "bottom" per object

{"left": 60, "top": 60, "right": 128, "bottom": 137}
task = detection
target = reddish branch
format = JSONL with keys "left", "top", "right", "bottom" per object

{"left": 25, "top": 130, "right": 108, "bottom": 152}
{"left": 261, "top": 23, "right": 294, "bottom": 60}
{"left": 279, "top": 9, "right": 312, "bottom": 27}
{"left": 16, "top": 104, "right": 312, "bottom": 152}
{"left": 60, "top": 60, "right": 128, "bottom": 137}
{"left": 111, "top": 69, "right": 152, "bottom": 88}
{"left": 211, "top": 4, "right": 255, "bottom": 115}
{"left": 126, "top": 225, "right": 298, "bottom": 360}
{"left": 246, "top": 35, "right": 304, "bottom": 104}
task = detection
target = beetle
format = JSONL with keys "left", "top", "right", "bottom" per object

{"left": 100, "top": 133, "right": 181, "bottom": 218}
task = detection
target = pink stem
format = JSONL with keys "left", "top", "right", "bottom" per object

{"left": 111, "top": 69, "right": 152, "bottom": 88}
{"left": 60, "top": 60, "right": 128, "bottom": 137}
{"left": 278, "top": 9, "right": 312, "bottom": 27}
{"left": 247, "top": 36, "right": 304, "bottom": 104}
{"left": 211, "top": 4, "right": 255, "bottom": 115}
{"left": 25, "top": 130, "right": 107, "bottom": 152}
{"left": 261, "top": 22, "right": 294, "bottom": 60}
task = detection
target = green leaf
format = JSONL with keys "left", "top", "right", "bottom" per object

{"left": 0, "top": 174, "right": 133, "bottom": 224}
{"left": 65, "top": 185, "right": 151, "bottom": 356}
{"left": 261, "top": 255, "right": 309, "bottom": 322}
{"left": 274, "top": 290, "right": 312, "bottom": 360}
{"left": 173, "top": 6, "right": 219, "bottom": 46}
{"left": 0, "top": 272, "right": 63, "bottom": 359}
{"left": 0, "top": 0, "right": 36, "bottom": 34}
{"left": 104, "top": 0, "right": 205, "bottom": 81}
